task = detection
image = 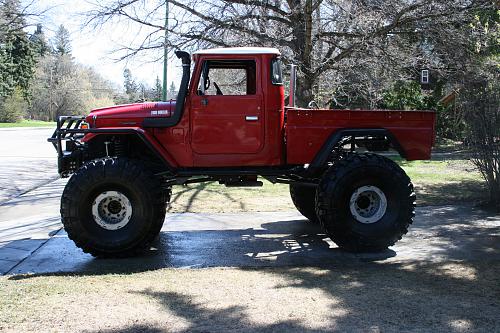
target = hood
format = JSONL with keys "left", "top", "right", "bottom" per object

{"left": 86, "top": 101, "right": 175, "bottom": 127}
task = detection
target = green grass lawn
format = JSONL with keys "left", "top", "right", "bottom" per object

{"left": 398, "top": 157, "right": 486, "bottom": 205}
{"left": 0, "top": 119, "right": 56, "bottom": 128}
{"left": 167, "top": 157, "right": 487, "bottom": 213}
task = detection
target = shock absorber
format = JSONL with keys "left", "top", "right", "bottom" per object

{"left": 114, "top": 137, "right": 125, "bottom": 157}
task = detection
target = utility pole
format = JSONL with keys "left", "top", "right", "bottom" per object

{"left": 49, "top": 67, "right": 53, "bottom": 121}
{"left": 162, "top": 0, "right": 169, "bottom": 101}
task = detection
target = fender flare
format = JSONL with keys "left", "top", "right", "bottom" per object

{"left": 309, "top": 128, "right": 406, "bottom": 169}
{"left": 82, "top": 128, "right": 176, "bottom": 172}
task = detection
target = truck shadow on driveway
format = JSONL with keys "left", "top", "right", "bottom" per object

{"left": 155, "top": 220, "right": 397, "bottom": 268}
{"left": 5, "top": 218, "right": 397, "bottom": 276}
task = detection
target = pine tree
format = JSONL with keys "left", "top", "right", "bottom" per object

{"left": 123, "top": 68, "right": 137, "bottom": 102}
{"left": 29, "top": 24, "right": 49, "bottom": 57}
{"left": 153, "top": 76, "right": 162, "bottom": 101}
{"left": 0, "top": 0, "right": 35, "bottom": 100}
{"left": 0, "top": 48, "right": 14, "bottom": 98}
{"left": 139, "top": 83, "right": 146, "bottom": 101}
{"left": 53, "top": 25, "right": 72, "bottom": 56}
{"left": 168, "top": 81, "right": 176, "bottom": 99}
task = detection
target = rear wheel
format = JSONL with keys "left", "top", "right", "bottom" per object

{"left": 61, "top": 158, "right": 170, "bottom": 257}
{"left": 316, "top": 153, "right": 415, "bottom": 252}
{"left": 289, "top": 184, "right": 319, "bottom": 224}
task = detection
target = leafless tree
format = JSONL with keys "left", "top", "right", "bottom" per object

{"left": 85, "top": 0, "right": 491, "bottom": 106}
{"left": 0, "top": 0, "right": 48, "bottom": 37}
{"left": 460, "top": 60, "right": 499, "bottom": 209}
{"left": 455, "top": 5, "right": 499, "bottom": 209}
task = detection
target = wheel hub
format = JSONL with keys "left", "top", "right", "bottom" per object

{"left": 92, "top": 191, "right": 133, "bottom": 230}
{"left": 107, "top": 200, "right": 122, "bottom": 214}
{"left": 349, "top": 185, "right": 387, "bottom": 224}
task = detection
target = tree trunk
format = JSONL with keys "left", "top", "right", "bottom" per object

{"left": 296, "top": 75, "right": 315, "bottom": 108}
{"left": 288, "top": 0, "right": 314, "bottom": 107}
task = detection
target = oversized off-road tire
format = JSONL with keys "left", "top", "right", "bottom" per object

{"left": 61, "top": 158, "right": 170, "bottom": 257}
{"left": 316, "top": 153, "right": 415, "bottom": 252}
{"left": 289, "top": 184, "right": 319, "bottom": 223}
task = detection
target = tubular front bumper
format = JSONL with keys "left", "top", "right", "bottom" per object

{"left": 47, "top": 116, "right": 87, "bottom": 177}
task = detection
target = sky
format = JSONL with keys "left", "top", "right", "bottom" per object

{"left": 26, "top": 0, "right": 182, "bottom": 90}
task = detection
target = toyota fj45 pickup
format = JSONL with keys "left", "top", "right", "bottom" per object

{"left": 49, "top": 47, "right": 435, "bottom": 257}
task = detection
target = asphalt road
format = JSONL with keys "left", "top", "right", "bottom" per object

{"left": 0, "top": 127, "right": 58, "bottom": 203}
{"left": 0, "top": 127, "right": 62, "bottom": 273}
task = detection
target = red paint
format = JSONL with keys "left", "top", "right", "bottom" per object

{"left": 86, "top": 102, "right": 174, "bottom": 127}
{"left": 286, "top": 108, "right": 435, "bottom": 163}
{"left": 83, "top": 51, "right": 434, "bottom": 169}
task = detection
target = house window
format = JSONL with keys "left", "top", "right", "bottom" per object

{"left": 421, "top": 70, "right": 429, "bottom": 84}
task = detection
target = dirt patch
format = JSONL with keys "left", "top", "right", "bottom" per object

{"left": 414, "top": 179, "right": 488, "bottom": 206}
{"left": 167, "top": 181, "right": 295, "bottom": 213}
{"left": 1, "top": 261, "right": 498, "bottom": 332}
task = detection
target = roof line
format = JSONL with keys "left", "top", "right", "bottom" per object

{"left": 193, "top": 47, "right": 281, "bottom": 55}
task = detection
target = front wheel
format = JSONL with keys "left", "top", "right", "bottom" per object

{"left": 61, "top": 158, "right": 170, "bottom": 257}
{"left": 316, "top": 153, "right": 416, "bottom": 252}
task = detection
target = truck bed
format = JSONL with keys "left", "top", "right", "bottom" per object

{"left": 285, "top": 108, "right": 436, "bottom": 164}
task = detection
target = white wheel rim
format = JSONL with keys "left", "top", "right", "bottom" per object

{"left": 91, "top": 191, "right": 133, "bottom": 230}
{"left": 349, "top": 185, "right": 387, "bottom": 224}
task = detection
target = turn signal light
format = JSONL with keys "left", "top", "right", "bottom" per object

{"left": 80, "top": 123, "right": 89, "bottom": 129}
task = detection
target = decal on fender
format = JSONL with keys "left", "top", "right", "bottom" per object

{"left": 151, "top": 110, "right": 169, "bottom": 116}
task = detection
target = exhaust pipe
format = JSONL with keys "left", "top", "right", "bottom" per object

{"left": 288, "top": 64, "right": 297, "bottom": 108}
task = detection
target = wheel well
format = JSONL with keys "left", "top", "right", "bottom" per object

{"left": 309, "top": 129, "right": 406, "bottom": 171}
{"left": 86, "top": 134, "right": 166, "bottom": 171}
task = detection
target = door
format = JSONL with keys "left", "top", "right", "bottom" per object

{"left": 191, "top": 59, "right": 264, "bottom": 155}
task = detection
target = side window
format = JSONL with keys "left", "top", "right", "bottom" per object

{"left": 197, "top": 60, "right": 256, "bottom": 96}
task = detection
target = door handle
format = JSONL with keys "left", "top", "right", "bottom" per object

{"left": 201, "top": 98, "right": 208, "bottom": 106}
{"left": 245, "top": 116, "right": 259, "bottom": 121}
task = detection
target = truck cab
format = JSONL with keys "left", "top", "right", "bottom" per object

{"left": 187, "top": 48, "right": 285, "bottom": 167}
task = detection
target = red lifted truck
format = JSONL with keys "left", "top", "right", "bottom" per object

{"left": 49, "top": 47, "right": 435, "bottom": 257}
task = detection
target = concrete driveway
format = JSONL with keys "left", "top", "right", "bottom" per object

{"left": 0, "top": 128, "right": 498, "bottom": 277}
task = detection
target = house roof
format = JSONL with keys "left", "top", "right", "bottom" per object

{"left": 439, "top": 90, "right": 458, "bottom": 107}
{"left": 193, "top": 47, "right": 281, "bottom": 55}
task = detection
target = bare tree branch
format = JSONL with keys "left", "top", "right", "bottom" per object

{"left": 82, "top": 0, "right": 495, "bottom": 106}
